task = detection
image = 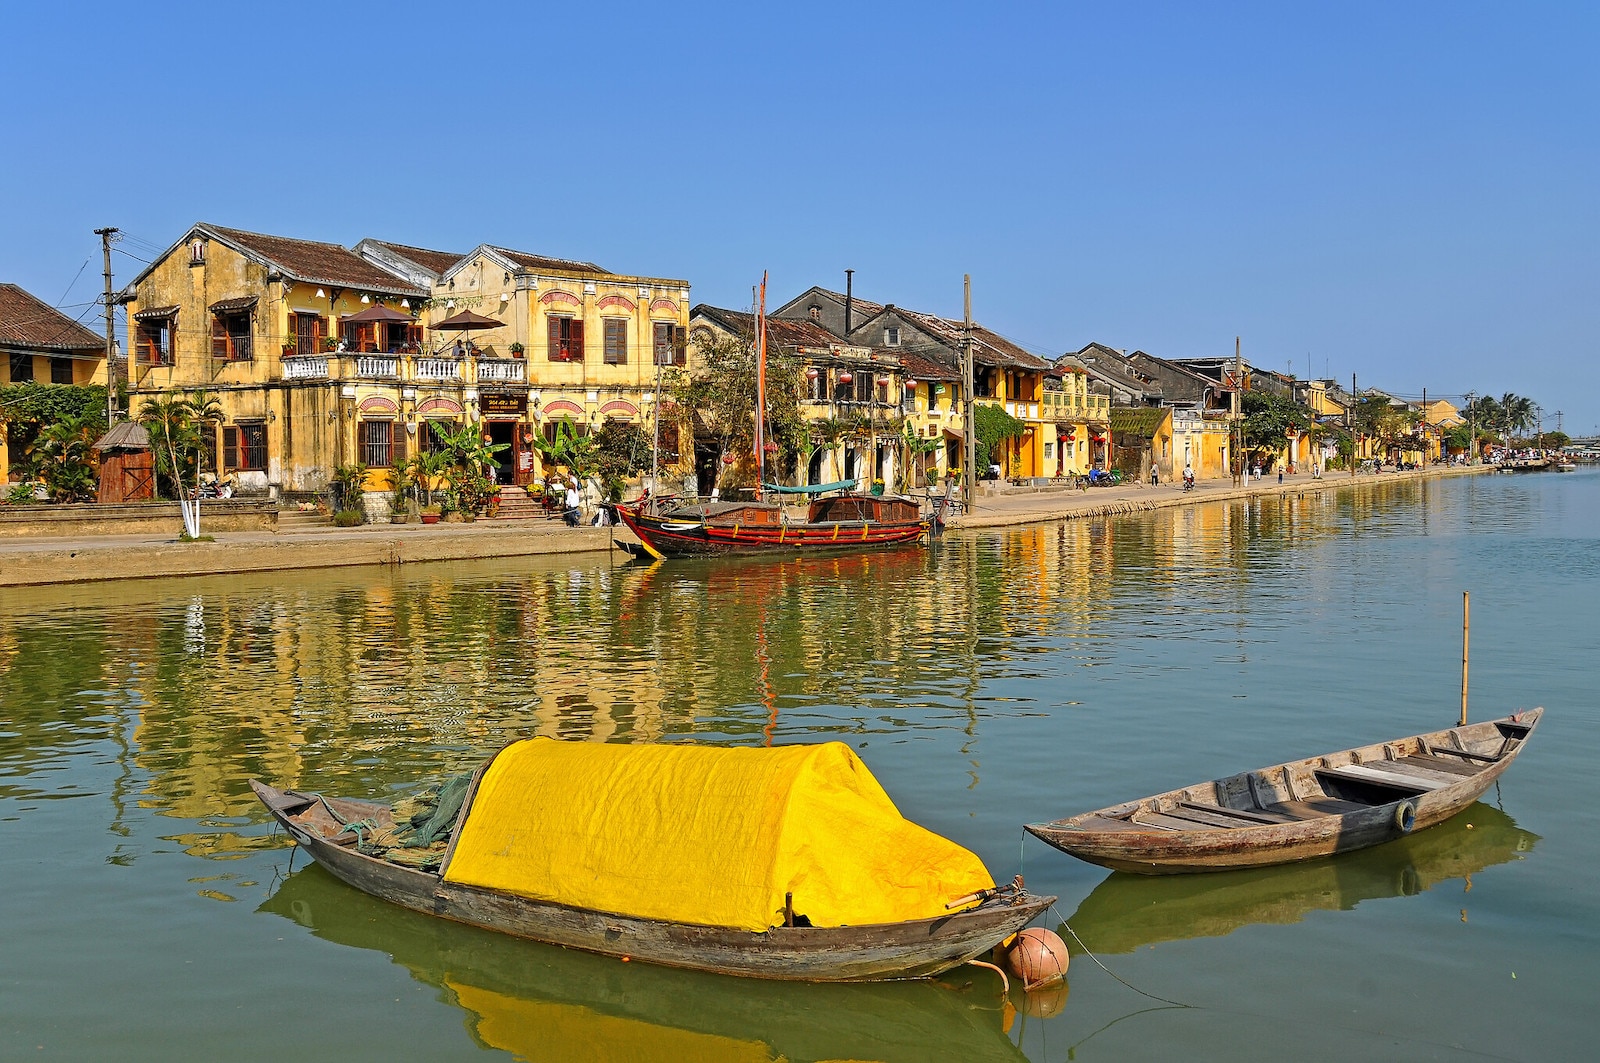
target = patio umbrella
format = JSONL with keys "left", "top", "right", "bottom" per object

{"left": 342, "top": 303, "right": 414, "bottom": 324}
{"left": 340, "top": 303, "right": 416, "bottom": 352}
{"left": 429, "top": 309, "right": 505, "bottom": 356}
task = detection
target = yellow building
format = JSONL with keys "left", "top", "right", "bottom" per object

{"left": 421, "top": 245, "right": 691, "bottom": 486}
{"left": 689, "top": 305, "right": 906, "bottom": 490}
{"left": 122, "top": 223, "right": 433, "bottom": 497}
{"left": 1, "top": 282, "right": 110, "bottom": 481}
{"left": 1041, "top": 365, "right": 1111, "bottom": 477}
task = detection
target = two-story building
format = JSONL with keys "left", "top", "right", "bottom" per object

{"left": 419, "top": 245, "right": 691, "bottom": 486}
{"left": 1, "top": 282, "right": 109, "bottom": 480}
{"left": 773, "top": 286, "right": 1054, "bottom": 479}
{"left": 121, "top": 223, "right": 433, "bottom": 496}
{"left": 690, "top": 304, "right": 905, "bottom": 491}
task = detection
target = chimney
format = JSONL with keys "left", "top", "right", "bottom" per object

{"left": 844, "top": 269, "right": 854, "bottom": 337}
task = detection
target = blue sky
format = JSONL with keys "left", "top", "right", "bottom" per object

{"left": 6, "top": 2, "right": 1596, "bottom": 432}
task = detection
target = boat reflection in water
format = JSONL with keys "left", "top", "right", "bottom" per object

{"left": 1062, "top": 802, "right": 1538, "bottom": 955}
{"left": 260, "top": 865, "right": 1029, "bottom": 1063}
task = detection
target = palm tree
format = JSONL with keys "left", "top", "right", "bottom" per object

{"left": 139, "top": 389, "right": 223, "bottom": 537}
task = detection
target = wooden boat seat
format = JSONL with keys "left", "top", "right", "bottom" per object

{"left": 1397, "top": 754, "right": 1480, "bottom": 778}
{"left": 1261, "top": 798, "right": 1370, "bottom": 820}
{"left": 1315, "top": 763, "right": 1448, "bottom": 792}
{"left": 1177, "top": 801, "right": 1292, "bottom": 824}
{"left": 1366, "top": 759, "right": 1470, "bottom": 786}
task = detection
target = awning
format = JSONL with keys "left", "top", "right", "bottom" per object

{"left": 943, "top": 427, "right": 964, "bottom": 440}
{"left": 209, "top": 295, "right": 259, "bottom": 313}
{"left": 133, "top": 305, "right": 179, "bottom": 321}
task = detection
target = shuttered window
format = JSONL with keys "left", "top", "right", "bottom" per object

{"left": 224, "top": 424, "right": 267, "bottom": 471}
{"left": 603, "top": 318, "right": 627, "bottom": 364}
{"left": 362, "top": 420, "right": 403, "bottom": 467}
{"left": 653, "top": 322, "right": 682, "bottom": 366}
{"left": 211, "top": 312, "right": 252, "bottom": 360}
{"left": 548, "top": 316, "right": 584, "bottom": 361}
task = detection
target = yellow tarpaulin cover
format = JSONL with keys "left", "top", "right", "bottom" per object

{"left": 442, "top": 739, "right": 994, "bottom": 932}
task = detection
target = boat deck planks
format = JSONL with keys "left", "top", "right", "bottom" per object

{"left": 1026, "top": 710, "right": 1541, "bottom": 874}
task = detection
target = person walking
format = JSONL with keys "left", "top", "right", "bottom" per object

{"left": 562, "top": 475, "right": 583, "bottom": 527}
{"left": 1151, "top": 462, "right": 1160, "bottom": 487}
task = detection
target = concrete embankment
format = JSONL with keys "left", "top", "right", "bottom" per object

{"left": 0, "top": 465, "right": 1492, "bottom": 587}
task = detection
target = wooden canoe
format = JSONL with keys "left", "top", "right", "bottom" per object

{"left": 252, "top": 780, "right": 1053, "bottom": 981}
{"left": 1025, "top": 709, "right": 1541, "bottom": 874}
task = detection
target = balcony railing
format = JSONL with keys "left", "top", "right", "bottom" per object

{"left": 476, "top": 359, "right": 526, "bottom": 383}
{"left": 356, "top": 356, "right": 399, "bottom": 378}
{"left": 281, "top": 355, "right": 329, "bottom": 380}
{"left": 416, "top": 358, "right": 464, "bottom": 382}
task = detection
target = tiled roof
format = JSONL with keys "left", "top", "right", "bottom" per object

{"left": 897, "top": 350, "right": 958, "bottom": 381}
{"left": 693, "top": 304, "right": 857, "bottom": 352}
{"left": 491, "top": 246, "right": 609, "bottom": 275}
{"left": 361, "top": 240, "right": 466, "bottom": 276}
{"left": 205, "top": 225, "right": 427, "bottom": 296}
{"left": 883, "top": 306, "right": 1051, "bottom": 371}
{"left": 1109, "top": 407, "right": 1169, "bottom": 436}
{"left": 0, "top": 283, "right": 104, "bottom": 351}
{"left": 804, "top": 286, "right": 888, "bottom": 321}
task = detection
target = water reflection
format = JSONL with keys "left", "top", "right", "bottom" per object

{"left": 260, "top": 864, "right": 1026, "bottom": 1063}
{"left": 1062, "top": 803, "right": 1539, "bottom": 954}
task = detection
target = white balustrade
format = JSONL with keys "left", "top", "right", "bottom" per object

{"left": 477, "top": 359, "right": 526, "bottom": 383}
{"left": 357, "top": 356, "right": 398, "bottom": 378}
{"left": 281, "top": 356, "right": 329, "bottom": 380}
{"left": 417, "top": 358, "right": 463, "bottom": 381}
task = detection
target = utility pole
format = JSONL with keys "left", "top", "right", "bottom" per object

{"left": 1232, "top": 336, "right": 1243, "bottom": 485}
{"left": 1465, "top": 391, "right": 1477, "bottom": 465}
{"left": 1350, "top": 372, "right": 1357, "bottom": 477}
{"left": 95, "top": 227, "right": 120, "bottom": 427}
{"left": 962, "top": 275, "right": 976, "bottom": 513}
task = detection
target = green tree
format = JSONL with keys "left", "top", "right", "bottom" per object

{"left": 33, "top": 413, "right": 100, "bottom": 502}
{"left": 592, "top": 419, "right": 651, "bottom": 501}
{"left": 429, "top": 420, "right": 508, "bottom": 516}
{"left": 138, "top": 390, "right": 222, "bottom": 500}
{"left": 670, "top": 327, "right": 805, "bottom": 494}
{"left": 0, "top": 382, "right": 108, "bottom": 481}
{"left": 1240, "top": 391, "right": 1314, "bottom": 468}
{"left": 974, "top": 403, "right": 1026, "bottom": 473}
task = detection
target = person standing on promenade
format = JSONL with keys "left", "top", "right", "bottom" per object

{"left": 1151, "top": 463, "right": 1160, "bottom": 487}
{"left": 563, "top": 476, "right": 583, "bottom": 527}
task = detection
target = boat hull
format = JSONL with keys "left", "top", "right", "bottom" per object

{"left": 616, "top": 505, "right": 930, "bottom": 559}
{"left": 1026, "top": 710, "right": 1541, "bottom": 874}
{"left": 253, "top": 781, "right": 1052, "bottom": 981}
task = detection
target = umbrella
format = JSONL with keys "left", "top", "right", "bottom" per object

{"left": 342, "top": 303, "right": 414, "bottom": 324}
{"left": 429, "top": 309, "right": 506, "bottom": 356}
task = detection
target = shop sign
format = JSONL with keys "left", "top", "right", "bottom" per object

{"left": 481, "top": 393, "right": 526, "bottom": 417}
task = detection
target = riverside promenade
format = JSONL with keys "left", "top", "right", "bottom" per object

{"left": 0, "top": 465, "right": 1487, "bottom": 588}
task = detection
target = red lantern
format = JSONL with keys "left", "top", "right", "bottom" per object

{"left": 763, "top": 442, "right": 779, "bottom": 454}
{"left": 721, "top": 454, "right": 735, "bottom": 465}
{"left": 838, "top": 371, "right": 854, "bottom": 384}
{"left": 806, "top": 367, "right": 820, "bottom": 380}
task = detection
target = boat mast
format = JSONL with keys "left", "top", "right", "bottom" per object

{"left": 648, "top": 353, "right": 664, "bottom": 513}
{"left": 755, "top": 271, "right": 768, "bottom": 499}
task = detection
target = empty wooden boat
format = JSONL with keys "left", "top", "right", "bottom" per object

{"left": 253, "top": 739, "right": 1053, "bottom": 981}
{"left": 1026, "top": 709, "right": 1541, "bottom": 874}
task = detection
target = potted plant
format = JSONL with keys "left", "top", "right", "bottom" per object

{"left": 322, "top": 336, "right": 338, "bottom": 352}
{"left": 419, "top": 503, "right": 442, "bottom": 525}
{"left": 282, "top": 341, "right": 297, "bottom": 356}
{"left": 388, "top": 465, "right": 413, "bottom": 523}
{"left": 509, "top": 342, "right": 524, "bottom": 358}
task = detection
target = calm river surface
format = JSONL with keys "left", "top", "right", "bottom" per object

{"left": 3, "top": 470, "right": 1596, "bottom": 1061}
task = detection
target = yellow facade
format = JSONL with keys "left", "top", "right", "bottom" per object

{"left": 1041, "top": 368, "right": 1111, "bottom": 477}
{"left": 428, "top": 248, "right": 690, "bottom": 486}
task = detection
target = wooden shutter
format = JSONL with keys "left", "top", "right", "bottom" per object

{"left": 547, "top": 316, "right": 562, "bottom": 360}
{"left": 604, "top": 319, "right": 626, "bottom": 364}
{"left": 569, "top": 318, "right": 584, "bottom": 361}
{"left": 223, "top": 426, "right": 239, "bottom": 470}
{"left": 211, "top": 316, "right": 228, "bottom": 359}
{"left": 393, "top": 426, "right": 407, "bottom": 466}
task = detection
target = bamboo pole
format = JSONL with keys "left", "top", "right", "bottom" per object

{"left": 1460, "top": 591, "right": 1470, "bottom": 726}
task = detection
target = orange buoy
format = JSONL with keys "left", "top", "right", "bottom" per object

{"left": 1005, "top": 927, "right": 1069, "bottom": 989}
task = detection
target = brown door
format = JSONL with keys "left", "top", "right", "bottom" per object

{"left": 296, "top": 314, "right": 319, "bottom": 356}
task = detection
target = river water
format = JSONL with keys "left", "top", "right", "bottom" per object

{"left": 2, "top": 470, "right": 1595, "bottom": 1061}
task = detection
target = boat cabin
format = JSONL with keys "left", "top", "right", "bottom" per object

{"left": 807, "top": 494, "right": 920, "bottom": 524}
{"left": 663, "top": 500, "right": 783, "bottom": 526}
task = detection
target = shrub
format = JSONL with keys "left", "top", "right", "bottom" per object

{"left": 331, "top": 509, "right": 365, "bottom": 527}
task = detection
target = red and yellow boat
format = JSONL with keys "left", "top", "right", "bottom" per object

{"left": 616, "top": 491, "right": 937, "bottom": 559}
